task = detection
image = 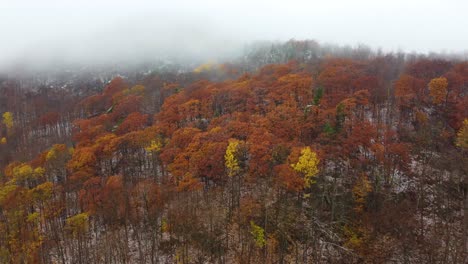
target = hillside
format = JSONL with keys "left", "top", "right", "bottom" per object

{"left": 0, "top": 45, "right": 467, "bottom": 263}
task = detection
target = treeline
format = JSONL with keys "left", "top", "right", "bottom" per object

{"left": 0, "top": 42, "right": 467, "bottom": 263}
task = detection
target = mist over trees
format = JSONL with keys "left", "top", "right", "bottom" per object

{"left": 0, "top": 40, "right": 467, "bottom": 263}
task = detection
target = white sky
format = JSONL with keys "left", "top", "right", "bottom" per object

{"left": 0, "top": 0, "right": 467, "bottom": 67}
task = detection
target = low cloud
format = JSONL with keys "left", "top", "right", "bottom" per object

{"left": 1, "top": 0, "right": 467, "bottom": 72}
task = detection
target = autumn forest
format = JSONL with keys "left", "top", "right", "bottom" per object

{"left": 0, "top": 40, "right": 467, "bottom": 263}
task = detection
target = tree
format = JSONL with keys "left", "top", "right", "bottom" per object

{"left": 274, "top": 164, "right": 303, "bottom": 192}
{"left": 250, "top": 221, "right": 266, "bottom": 248}
{"left": 428, "top": 77, "right": 448, "bottom": 105}
{"left": 291, "top": 147, "right": 319, "bottom": 188}
{"left": 313, "top": 86, "right": 324, "bottom": 106}
{"left": 66, "top": 213, "right": 89, "bottom": 237}
{"left": 116, "top": 112, "right": 148, "bottom": 135}
{"left": 394, "top": 74, "right": 424, "bottom": 105}
{"left": 1, "top": 51, "right": 467, "bottom": 263}
{"left": 66, "top": 213, "right": 90, "bottom": 263}
{"left": 2, "top": 112, "right": 13, "bottom": 135}
{"left": 456, "top": 119, "right": 468, "bottom": 148}
{"left": 352, "top": 173, "right": 372, "bottom": 213}
{"left": 225, "top": 139, "right": 241, "bottom": 177}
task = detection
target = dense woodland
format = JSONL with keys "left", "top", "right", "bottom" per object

{"left": 0, "top": 40, "right": 467, "bottom": 263}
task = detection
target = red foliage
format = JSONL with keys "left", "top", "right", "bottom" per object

{"left": 116, "top": 112, "right": 149, "bottom": 135}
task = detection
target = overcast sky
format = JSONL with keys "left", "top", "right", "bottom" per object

{"left": 0, "top": 0, "right": 467, "bottom": 69}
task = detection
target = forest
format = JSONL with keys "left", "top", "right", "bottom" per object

{"left": 0, "top": 40, "right": 467, "bottom": 263}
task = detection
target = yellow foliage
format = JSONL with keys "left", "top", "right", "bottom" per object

{"left": 291, "top": 147, "right": 319, "bottom": 188}
{"left": 343, "top": 225, "right": 364, "bottom": 250}
{"left": 4, "top": 162, "right": 18, "bottom": 178}
{"left": 428, "top": 77, "right": 448, "bottom": 104}
{"left": 193, "top": 61, "right": 217, "bottom": 73}
{"left": 46, "top": 144, "right": 70, "bottom": 163}
{"left": 456, "top": 118, "right": 468, "bottom": 149}
{"left": 250, "top": 221, "right": 266, "bottom": 248}
{"left": 0, "top": 184, "right": 17, "bottom": 204}
{"left": 225, "top": 139, "right": 241, "bottom": 177}
{"left": 145, "top": 139, "right": 163, "bottom": 152}
{"left": 2, "top": 112, "right": 13, "bottom": 130}
{"left": 31, "top": 182, "right": 53, "bottom": 201}
{"left": 66, "top": 213, "right": 89, "bottom": 237}
{"left": 123, "top": 85, "right": 146, "bottom": 96}
{"left": 27, "top": 212, "right": 40, "bottom": 223}
{"left": 13, "top": 164, "right": 34, "bottom": 181}
{"left": 46, "top": 149, "right": 56, "bottom": 161}
{"left": 34, "top": 167, "right": 45, "bottom": 177}
{"left": 7, "top": 163, "right": 45, "bottom": 184}
{"left": 0, "top": 137, "right": 6, "bottom": 144}
{"left": 161, "top": 218, "right": 168, "bottom": 233}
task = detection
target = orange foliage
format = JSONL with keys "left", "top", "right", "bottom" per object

{"left": 428, "top": 77, "right": 448, "bottom": 104}
{"left": 116, "top": 112, "right": 149, "bottom": 135}
{"left": 394, "top": 74, "right": 425, "bottom": 105}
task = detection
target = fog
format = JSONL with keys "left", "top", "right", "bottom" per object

{"left": 1, "top": 0, "right": 467, "bottom": 72}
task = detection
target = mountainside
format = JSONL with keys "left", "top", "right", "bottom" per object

{"left": 0, "top": 44, "right": 467, "bottom": 263}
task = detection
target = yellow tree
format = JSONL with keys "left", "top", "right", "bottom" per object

{"left": 145, "top": 139, "right": 163, "bottom": 153}
{"left": 225, "top": 139, "right": 241, "bottom": 177}
{"left": 66, "top": 212, "right": 89, "bottom": 262}
{"left": 428, "top": 77, "right": 448, "bottom": 105}
{"left": 291, "top": 147, "right": 320, "bottom": 188}
{"left": 225, "top": 139, "right": 245, "bottom": 211}
{"left": 2, "top": 112, "right": 13, "bottom": 135}
{"left": 456, "top": 119, "right": 468, "bottom": 149}
{"left": 250, "top": 221, "right": 266, "bottom": 248}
